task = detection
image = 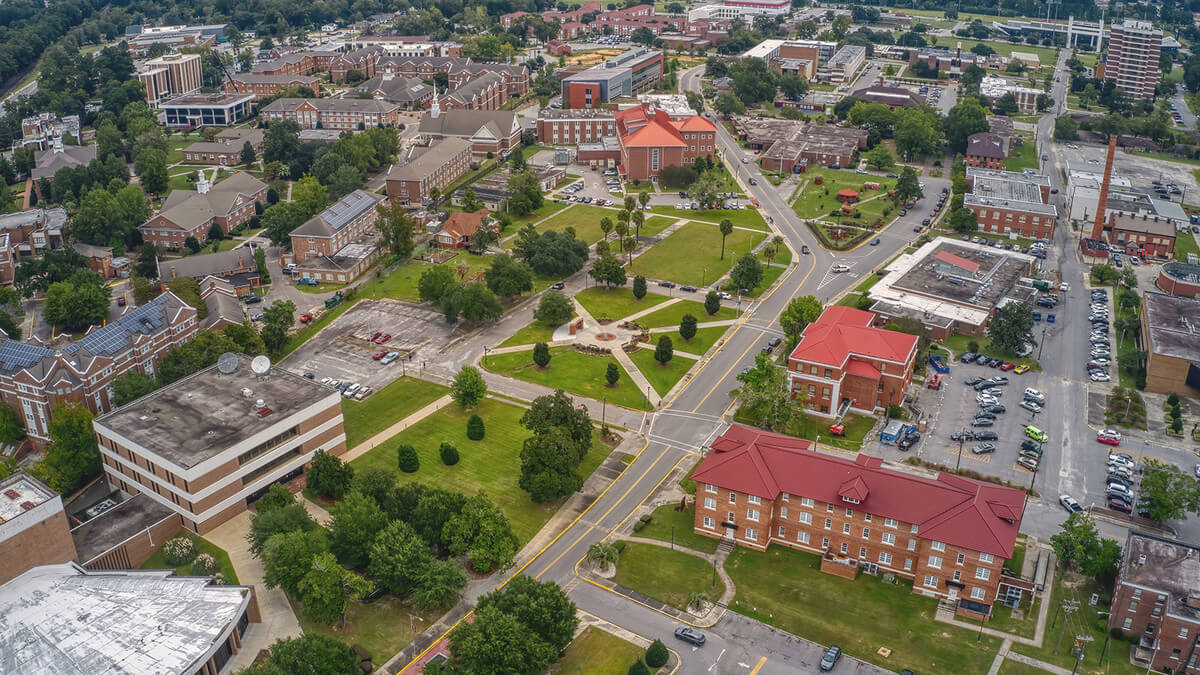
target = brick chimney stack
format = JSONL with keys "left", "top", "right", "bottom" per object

{"left": 1091, "top": 135, "right": 1118, "bottom": 241}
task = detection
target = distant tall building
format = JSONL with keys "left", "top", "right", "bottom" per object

{"left": 138, "top": 53, "right": 203, "bottom": 106}
{"left": 1101, "top": 20, "right": 1162, "bottom": 100}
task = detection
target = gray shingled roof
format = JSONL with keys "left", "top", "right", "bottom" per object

{"left": 291, "top": 189, "right": 381, "bottom": 238}
{"left": 386, "top": 138, "right": 473, "bottom": 183}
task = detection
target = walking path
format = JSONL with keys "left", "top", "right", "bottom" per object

{"left": 572, "top": 297, "right": 662, "bottom": 407}
{"left": 647, "top": 318, "right": 737, "bottom": 332}
{"left": 340, "top": 395, "right": 454, "bottom": 464}
{"left": 635, "top": 342, "right": 702, "bottom": 360}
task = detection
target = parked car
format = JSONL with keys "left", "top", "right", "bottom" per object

{"left": 674, "top": 627, "right": 706, "bottom": 647}
{"left": 971, "top": 443, "right": 996, "bottom": 454}
{"left": 971, "top": 418, "right": 994, "bottom": 427}
{"left": 819, "top": 646, "right": 842, "bottom": 672}
{"left": 1059, "top": 495, "right": 1083, "bottom": 513}
{"left": 1019, "top": 400, "right": 1043, "bottom": 413}
{"left": 898, "top": 432, "right": 921, "bottom": 450}
{"left": 983, "top": 404, "right": 1006, "bottom": 414}
{"left": 551, "top": 282, "right": 566, "bottom": 290}
{"left": 1096, "top": 433, "right": 1121, "bottom": 446}
{"left": 1017, "top": 456, "right": 1040, "bottom": 472}
{"left": 974, "top": 431, "right": 999, "bottom": 441}
{"left": 1024, "top": 426, "right": 1048, "bottom": 442}
{"left": 1107, "top": 497, "right": 1132, "bottom": 514}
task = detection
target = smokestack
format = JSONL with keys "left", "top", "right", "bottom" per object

{"left": 1092, "top": 135, "right": 1117, "bottom": 241}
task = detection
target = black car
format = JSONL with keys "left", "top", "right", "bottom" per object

{"left": 950, "top": 430, "right": 975, "bottom": 442}
{"left": 303, "top": 372, "right": 315, "bottom": 379}
{"left": 1107, "top": 474, "right": 1134, "bottom": 488}
{"left": 659, "top": 281, "right": 676, "bottom": 288}
{"left": 819, "top": 646, "right": 842, "bottom": 672}
{"left": 1021, "top": 439, "right": 1040, "bottom": 453}
{"left": 674, "top": 626, "right": 706, "bottom": 647}
{"left": 245, "top": 294, "right": 262, "bottom": 304}
{"left": 681, "top": 285, "right": 697, "bottom": 292}
{"left": 971, "top": 418, "right": 994, "bottom": 427}
{"left": 988, "top": 358, "right": 1003, "bottom": 368}
{"left": 984, "top": 404, "right": 1006, "bottom": 414}
{"left": 898, "top": 432, "right": 921, "bottom": 450}
{"left": 965, "top": 376, "right": 984, "bottom": 386}
{"left": 769, "top": 336, "right": 782, "bottom": 348}
{"left": 971, "top": 443, "right": 996, "bottom": 454}
{"left": 761, "top": 343, "right": 775, "bottom": 354}
{"left": 961, "top": 353, "right": 979, "bottom": 364}
{"left": 974, "top": 431, "right": 999, "bottom": 441}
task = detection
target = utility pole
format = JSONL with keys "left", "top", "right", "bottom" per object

{"left": 1056, "top": 599, "right": 1081, "bottom": 654}
{"left": 956, "top": 427, "right": 966, "bottom": 471}
{"left": 1072, "top": 634, "right": 1093, "bottom": 674}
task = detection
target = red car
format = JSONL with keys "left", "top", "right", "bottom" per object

{"left": 371, "top": 331, "right": 381, "bottom": 341}
{"left": 1108, "top": 498, "right": 1132, "bottom": 514}
{"left": 377, "top": 333, "right": 392, "bottom": 344}
{"left": 299, "top": 313, "right": 312, "bottom": 323}
{"left": 372, "top": 350, "right": 387, "bottom": 360}
{"left": 999, "top": 362, "right": 1015, "bottom": 371}
{"left": 1097, "top": 434, "right": 1121, "bottom": 446}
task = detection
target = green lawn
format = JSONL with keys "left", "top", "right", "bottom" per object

{"left": 928, "top": 36, "right": 1058, "bottom": 66}
{"left": 742, "top": 263, "right": 786, "bottom": 297}
{"left": 986, "top": 601, "right": 1038, "bottom": 640}
{"left": 166, "top": 133, "right": 207, "bottom": 165}
{"left": 551, "top": 627, "right": 645, "bottom": 675}
{"left": 534, "top": 204, "right": 619, "bottom": 245}
{"left": 360, "top": 252, "right": 559, "bottom": 305}
{"left": 634, "top": 299, "right": 740, "bottom": 329}
{"left": 855, "top": 272, "right": 881, "bottom": 294}
{"left": 640, "top": 215, "right": 679, "bottom": 237}
{"left": 497, "top": 317, "right": 570, "bottom": 348}
{"left": 759, "top": 242, "right": 791, "bottom": 266}
{"left": 1174, "top": 229, "right": 1200, "bottom": 262}
{"left": 998, "top": 660, "right": 1052, "bottom": 675}
{"left": 483, "top": 347, "right": 651, "bottom": 411}
{"left": 1004, "top": 138, "right": 1038, "bottom": 172}
{"left": 792, "top": 168, "right": 899, "bottom": 227}
{"left": 292, "top": 595, "right": 440, "bottom": 665}
{"left": 649, "top": 205, "right": 769, "bottom": 230}
{"left": 726, "top": 545, "right": 1004, "bottom": 674}
{"left": 943, "top": 334, "right": 1041, "bottom": 371}
{"left": 638, "top": 504, "right": 718, "bottom": 554}
{"left": 630, "top": 222, "right": 765, "bottom": 286}
{"left": 784, "top": 412, "right": 876, "bottom": 452}
{"left": 348, "top": 397, "right": 611, "bottom": 544}
{"left": 507, "top": 200, "right": 569, "bottom": 230}
{"left": 141, "top": 531, "right": 239, "bottom": 585}
{"left": 612, "top": 542, "right": 725, "bottom": 611}
{"left": 341, "top": 376, "right": 449, "bottom": 448}
{"left": 653, "top": 324, "right": 732, "bottom": 357}
{"left": 575, "top": 286, "right": 671, "bottom": 321}
{"left": 628, "top": 347, "right": 697, "bottom": 397}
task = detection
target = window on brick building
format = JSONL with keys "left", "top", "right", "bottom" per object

{"left": 704, "top": 498, "right": 716, "bottom": 510}
{"left": 778, "top": 526, "right": 786, "bottom": 537}
{"left": 957, "top": 553, "right": 965, "bottom": 565}
{"left": 799, "top": 512, "right": 812, "bottom": 525}
{"left": 1123, "top": 618, "right": 1133, "bottom": 630}
{"left": 882, "top": 533, "right": 895, "bottom": 546}
{"left": 979, "top": 552, "right": 994, "bottom": 563}
{"left": 971, "top": 587, "right": 986, "bottom": 600}
{"left": 703, "top": 516, "right": 714, "bottom": 528}
{"left": 706, "top": 483, "right": 717, "bottom": 493}
{"left": 745, "top": 528, "right": 757, "bottom": 541}
{"left": 798, "top": 531, "right": 810, "bottom": 544}
{"left": 923, "top": 575, "right": 938, "bottom": 588}
{"left": 779, "top": 506, "right": 788, "bottom": 518}
{"left": 842, "top": 523, "right": 851, "bottom": 534}
{"left": 975, "top": 568, "right": 990, "bottom": 581}
{"left": 747, "top": 509, "right": 759, "bottom": 522}
{"left": 885, "top": 518, "right": 898, "bottom": 528}
{"left": 840, "top": 542, "right": 848, "bottom": 554}
{"left": 879, "top": 552, "right": 892, "bottom": 565}
{"left": 801, "top": 497, "right": 814, "bottom": 507}
{"left": 748, "top": 495, "right": 761, "bottom": 505}
{"left": 928, "top": 556, "right": 942, "bottom": 569}
{"left": 729, "top": 493, "right": 736, "bottom": 504}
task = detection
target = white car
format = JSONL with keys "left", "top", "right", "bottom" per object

{"left": 831, "top": 264, "right": 851, "bottom": 273}
{"left": 1058, "top": 495, "right": 1083, "bottom": 513}
{"left": 977, "top": 395, "right": 999, "bottom": 406}
{"left": 1090, "top": 372, "right": 1111, "bottom": 382}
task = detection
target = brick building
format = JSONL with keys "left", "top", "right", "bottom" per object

{"left": 1101, "top": 20, "right": 1163, "bottom": 100}
{"left": 849, "top": 85, "right": 925, "bottom": 109}
{"left": 691, "top": 425, "right": 1026, "bottom": 619}
{"left": 348, "top": 74, "right": 434, "bottom": 109}
{"left": 561, "top": 49, "right": 663, "bottom": 108}
{"left": 181, "top": 128, "right": 265, "bottom": 165}
{"left": 1110, "top": 532, "right": 1200, "bottom": 672}
{"left": 93, "top": 355, "right": 346, "bottom": 534}
{"left": 0, "top": 473, "right": 78, "bottom": 585}
{"left": 963, "top": 168, "right": 1057, "bottom": 239}
{"left": 435, "top": 209, "right": 494, "bottom": 248}
{"left": 417, "top": 108, "right": 522, "bottom": 157}
{"left": 787, "top": 306, "right": 918, "bottom": 417}
{"left": 909, "top": 46, "right": 979, "bottom": 77}
{"left": 251, "top": 51, "right": 339, "bottom": 77}
{"left": 1108, "top": 212, "right": 1176, "bottom": 257}
{"left": 290, "top": 190, "right": 381, "bottom": 264}
{"left": 376, "top": 57, "right": 530, "bottom": 99}
{"left": 1139, "top": 292, "right": 1200, "bottom": 397}
{"left": 224, "top": 73, "right": 320, "bottom": 100}
{"left": 614, "top": 104, "right": 716, "bottom": 180}
{"left": 259, "top": 97, "right": 402, "bottom": 130}
{"left": 156, "top": 248, "right": 261, "bottom": 297}
{"left": 965, "top": 132, "right": 1008, "bottom": 169}
{"left": 330, "top": 46, "right": 383, "bottom": 83}
{"left": 439, "top": 72, "right": 507, "bottom": 111}
{"left": 385, "top": 137, "right": 473, "bottom": 206}
{"left": 139, "top": 171, "right": 268, "bottom": 249}
{"left": 536, "top": 108, "right": 618, "bottom": 145}
{"left": 137, "top": 53, "right": 203, "bottom": 106}
{"left": 0, "top": 293, "right": 199, "bottom": 446}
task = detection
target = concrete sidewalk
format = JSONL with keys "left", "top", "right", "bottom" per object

{"left": 341, "top": 394, "right": 454, "bottom": 463}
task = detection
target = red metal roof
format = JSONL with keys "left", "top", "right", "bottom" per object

{"left": 934, "top": 250, "right": 980, "bottom": 273}
{"left": 788, "top": 306, "right": 918, "bottom": 369}
{"left": 844, "top": 359, "right": 881, "bottom": 379}
{"left": 691, "top": 425, "right": 1025, "bottom": 557}
{"left": 670, "top": 115, "right": 716, "bottom": 132}
{"left": 616, "top": 104, "right": 689, "bottom": 148}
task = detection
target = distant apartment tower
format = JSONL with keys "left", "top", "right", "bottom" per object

{"left": 138, "top": 53, "right": 203, "bottom": 106}
{"left": 1101, "top": 20, "right": 1162, "bottom": 100}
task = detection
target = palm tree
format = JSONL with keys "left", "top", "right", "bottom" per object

{"left": 623, "top": 236, "right": 637, "bottom": 264}
{"left": 615, "top": 221, "right": 629, "bottom": 249}
{"left": 586, "top": 542, "right": 619, "bottom": 571}
{"left": 718, "top": 219, "right": 734, "bottom": 260}
{"left": 624, "top": 195, "right": 636, "bottom": 212}
{"left": 631, "top": 209, "right": 644, "bottom": 237}
{"left": 600, "top": 216, "right": 613, "bottom": 241}
{"left": 639, "top": 191, "right": 651, "bottom": 210}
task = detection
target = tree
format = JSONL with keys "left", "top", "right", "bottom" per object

{"left": 945, "top": 99, "right": 990, "bottom": 153}
{"left": 632, "top": 275, "right": 647, "bottom": 300}
{"left": 486, "top": 255, "right": 534, "bottom": 299}
{"left": 261, "top": 299, "right": 296, "bottom": 354}
{"left": 737, "top": 353, "right": 792, "bottom": 431}
{"left": 256, "top": 483, "right": 297, "bottom": 514}
{"left": 397, "top": 443, "right": 420, "bottom": 473}
{"left": 894, "top": 166, "right": 923, "bottom": 203}
{"left": 645, "top": 640, "right": 669, "bottom": 669}
{"left": 863, "top": 145, "right": 896, "bottom": 171}
{"left": 452, "top": 365, "right": 487, "bottom": 408}
{"left": 418, "top": 264, "right": 458, "bottom": 303}
{"left": 1139, "top": 459, "right": 1200, "bottom": 522}
{"left": 729, "top": 57, "right": 779, "bottom": 106}
{"left": 600, "top": 216, "right": 614, "bottom": 241}
{"left": 443, "top": 284, "right": 502, "bottom": 323}
{"left": 329, "top": 491, "right": 386, "bottom": 568}
{"left": 307, "top": 450, "right": 354, "bottom": 500}
{"left": 680, "top": 314, "right": 698, "bottom": 341}
{"left": 688, "top": 173, "right": 722, "bottom": 211}
{"left": 261, "top": 529, "right": 329, "bottom": 596}
{"left": 411, "top": 558, "right": 468, "bottom": 611}
{"left": 292, "top": 176, "right": 329, "bottom": 216}
{"left": 586, "top": 542, "right": 619, "bottom": 571}
{"left": 534, "top": 290, "right": 573, "bottom": 325}
{"left": 241, "top": 141, "right": 256, "bottom": 167}
{"left": 134, "top": 148, "right": 168, "bottom": 195}
{"left": 439, "top": 441, "right": 460, "bottom": 466}
{"left": 467, "top": 414, "right": 485, "bottom": 441}
{"left": 629, "top": 660, "right": 652, "bottom": 675}
{"left": 729, "top": 253, "right": 763, "bottom": 292}
{"left": 506, "top": 170, "right": 544, "bottom": 216}
{"left": 993, "top": 92, "right": 1019, "bottom": 115}
{"left": 780, "top": 295, "right": 823, "bottom": 347}
{"left": 948, "top": 206, "right": 978, "bottom": 233}
{"left": 654, "top": 335, "right": 674, "bottom": 366}
{"left": 297, "top": 551, "right": 373, "bottom": 627}
{"left": 606, "top": 363, "right": 620, "bottom": 387}
{"left": 713, "top": 92, "right": 746, "bottom": 116}
{"left": 264, "top": 120, "right": 301, "bottom": 164}
{"left": 521, "top": 391, "right": 593, "bottom": 454}
{"left": 368, "top": 519, "right": 433, "bottom": 597}
{"left": 112, "top": 372, "right": 158, "bottom": 406}
{"left": 43, "top": 269, "right": 110, "bottom": 332}
{"left": 1053, "top": 116, "right": 1079, "bottom": 142}
{"left": 245, "top": 634, "right": 357, "bottom": 675}
{"left": 477, "top": 576, "right": 578, "bottom": 653}
{"left": 988, "top": 301, "right": 1034, "bottom": 355}
{"left": 705, "top": 291, "right": 721, "bottom": 316}
{"left": 40, "top": 404, "right": 101, "bottom": 494}
{"left": 442, "top": 491, "right": 518, "bottom": 573}
{"left": 513, "top": 226, "right": 589, "bottom": 277}
{"left": 167, "top": 276, "right": 206, "bottom": 319}
{"left": 589, "top": 253, "right": 627, "bottom": 288}
{"left": 779, "top": 73, "right": 808, "bottom": 101}
{"left": 376, "top": 202, "right": 415, "bottom": 259}
{"left": 533, "top": 342, "right": 551, "bottom": 368}
{"left": 718, "top": 219, "right": 734, "bottom": 260}
{"left": 249, "top": 504, "right": 316, "bottom": 557}
{"left": 261, "top": 202, "right": 309, "bottom": 245}
{"left": 1050, "top": 513, "right": 1121, "bottom": 585}
{"left": 449, "top": 605, "right": 557, "bottom": 674}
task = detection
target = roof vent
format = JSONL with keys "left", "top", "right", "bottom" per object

{"left": 1137, "top": 554, "right": 1147, "bottom": 565}
{"left": 241, "top": 387, "right": 253, "bottom": 398}
{"left": 255, "top": 398, "right": 266, "bottom": 410}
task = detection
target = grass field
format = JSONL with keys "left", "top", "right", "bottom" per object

{"left": 1005, "top": 136, "right": 1039, "bottom": 172}
{"left": 628, "top": 347, "right": 697, "bottom": 397}
{"left": 507, "top": 200, "right": 568, "bottom": 230}
{"left": 634, "top": 298, "right": 740, "bottom": 329}
{"left": 348, "top": 396, "right": 611, "bottom": 544}
{"left": 653, "top": 324, "right": 732, "bottom": 356}
{"left": 1175, "top": 230, "right": 1200, "bottom": 262}
{"left": 166, "top": 132, "right": 207, "bottom": 164}
{"left": 613, "top": 542, "right": 725, "bottom": 611}
{"left": 497, "top": 317, "right": 570, "bottom": 348}
{"left": 535, "top": 204, "right": 618, "bottom": 244}
{"left": 292, "top": 596, "right": 440, "bottom": 665}
{"left": 638, "top": 504, "right": 718, "bottom": 554}
{"left": 575, "top": 286, "right": 671, "bottom": 321}
{"left": 141, "top": 532, "right": 239, "bottom": 585}
{"left": 640, "top": 215, "right": 679, "bottom": 236}
{"left": 726, "top": 546, "right": 1004, "bottom": 674}
{"left": 792, "top": 168, "right": 899, "bottom": 226}
{"left": 341, "top": 376, "right": 449, "bottom": 448}
{"left": 630, "top": 222, "right": 765, "bottom": 286}
{"left": 551, "top": 627, "right": 645, "bottom": 675}
{"left": 928, "top": 36, "right": 1058, "bottom": 67}
{"left": 483, "top": 347, "right": 651, "bottom": 411}
{"left": 649, "top": 205, "right": 769, "bottom": 230}
{"left": 744, "top": 264, "right": 786, "bottom": 297}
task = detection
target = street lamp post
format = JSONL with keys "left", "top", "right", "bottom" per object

{"left": 956, "top": 428, "right": 966, "bottom": 471}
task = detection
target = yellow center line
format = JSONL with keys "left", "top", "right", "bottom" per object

{"left": 749, "top": 656, "right": 768, "bottom": 674}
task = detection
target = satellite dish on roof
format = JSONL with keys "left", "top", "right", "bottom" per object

{"left": 250, "top": 355, "right": 271, "bottom": 376}
{"left": 217, "top": 352, "right": 238, "bottom": 374}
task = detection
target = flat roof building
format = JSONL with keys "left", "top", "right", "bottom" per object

{"left": 93, "top": 355, "right": 346, "bottom": 533}
{"left": 0, "top": 473, "right": 77, "bottom": 585}
{"left": 1139, "top": 291, "right": 1200, "bottom": 397}
{"left": 1110, "top": 532, "right": 1200, "bottom": 672}
{"left": 1102, "top": 20, "right": 1162, "bottom": 100}
{"left": 161, "top": 93, "right": 254, "bottom": 127}
{"left": 561, "top": 48, "right": 663, "bottom": 108}
{"left": 964, "top": 168, "right": 1057, "bottom": 239}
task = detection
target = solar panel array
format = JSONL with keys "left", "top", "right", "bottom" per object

{"left": 70, "top": 295, "right": 170, "bottom": 356}
{"left": 320, "top": 190, "right": 375, "bottom": 233}
{"left": 0, "top": 341, "right": 53, "bottom": 373}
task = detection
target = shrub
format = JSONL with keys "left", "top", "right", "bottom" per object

{"left": 628, "top": 661, "right": 651, "bottom": 675}
{"left": 162, "top": 537, "right": 196, "bottom": 565}
{"left": 191, "top": 552, "right": 219, "bottom": 576}
{"left": 633, "top": 514, "right": 653, "bottom": 532}
{"left": 466, "top": 414, "right": 485, "bottom": 440}
{"left": 645, "top": 640, "right": 669, "bottom": 668}
{"left": 439, "top": 442, "right": 459, "bottom": 466}
{"left": 1167, "top": 392, "right": 1181, "bottom": 406}
{"left": 967, "top": 340, "right": 979, "bottom": 353}
{"left": 397, "top": 444, "right": 420, "bottom": 473}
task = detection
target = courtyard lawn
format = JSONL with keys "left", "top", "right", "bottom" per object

{"left": 166, "top": 133, "right": 207, "bottom": 164}
{"left": 791, "top": 168, "right": 899, "bottom": 226}
{"left": 141, "top": 532, "right": 239, "bottom": 585}
{"left": 575, "top": 286, "right": 670, "bottom": 321}
{"left": 998, "top": 660, "right": 1052, "bottom": 675}
{"left": 1005, "top": 136, "right": 1038, "bottom": 172}
{"left": 928, "top": 36, "right": 1059, "bottom": 67}
{"left": 1174, "top": 230, "right": 1200, "bottom": 262}
{"left": 986, "top": 601, "right": 1037, "bottom": 640}
{"left": 612, "top": 542, "right": 725, "bottom": 611}
{"left": 627, "top": 347, "right": 697, "bottom": 397}
{"left": 535, "top": 203, "right": 618, "bottom": 245}
{"left": 633, "top": 298, "right": 740, "bottom": 329}
{"left": 507, "top": 200, "right": 568, "bottom": 230}
{"left": 551, "top": 627, "right": 645, "bottom": 675}
{"left": 497, "top": 317, "right": 570, "bottom": 349}
{"left": 725, "top": 545, "right": 1004, "bottom": 675}
{"left": 649, "top": 206, "right": 769, "bottom": 231}
{"left": 292, "top": 596, "right": 440, "bottom": 666}
{"left": 654, "top": 324, "right": 732, "bottom": 357}
{"left": 638, "top": 504, "right": 718, "bottom": 554}
{"left": 482, "top": 347, "right": 651, "bottom": 411}
{"left": 639, "top": 215, "right": 679, "bottom": 237}
{"left": 341, "top": 376, "right": 449, "bottom": 448}
{"left": 348, "top": 396, "right": 612, "bottom": 544}
{"left": 630, "top": 221, "right": 765, "bottom": 287}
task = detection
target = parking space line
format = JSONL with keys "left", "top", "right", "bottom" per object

{"left": 941, "top": 446, "right": 991, "bottom": 463}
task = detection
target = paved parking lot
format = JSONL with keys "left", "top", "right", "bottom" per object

{"left": 279, "top": 299, "right": 454, "bottom": 394}
{"left": 1054, "top": 143, "right": 1200, "bottom": 196}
